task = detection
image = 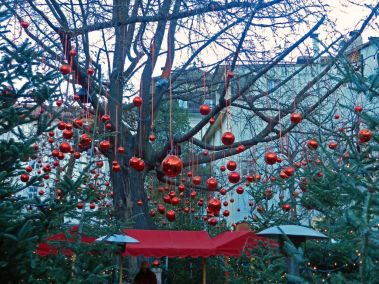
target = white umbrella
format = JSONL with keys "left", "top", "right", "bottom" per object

{"left": 96, "top": 234, "right": 140, "bottom": 244}
{"left": 257, "top": 225, "right": 328, "bottom": 239}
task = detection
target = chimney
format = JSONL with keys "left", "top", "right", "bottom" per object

{"left": 348, "top": 30, "right": 363, "bottom": 50}
{"left": 310, "top": 33, "right": 319, "bottom": 61}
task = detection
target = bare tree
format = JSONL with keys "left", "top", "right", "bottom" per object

{"left": 2, "top": 0, "right": 378, "bottom": 229}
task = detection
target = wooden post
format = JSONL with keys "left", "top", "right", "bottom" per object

{"left": 202, "top": 258, "right": 206, "bottom": 284}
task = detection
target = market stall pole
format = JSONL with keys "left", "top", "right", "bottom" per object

{"left": 96, "top": 234, "right": 140, "bottom": 284}
{"left": 257, "top": 225, "right": 328, "bottom": 282}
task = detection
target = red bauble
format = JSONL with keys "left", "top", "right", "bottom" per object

{"left": 60, "top": 64, "right": 71, "bottom": 75}
{"left": 162, "top": 155, "right": 182, "bottom": 177}
{"left": 38, "top": 189, "right": 44, "bottom": 196}
{"left": 20, "top": 174, "right": 29, "bottom": 182}
{"left": 20, "top": 20, "right": 30, "bottom": 29}
{"left": 290, "top": 112, "right": 302, "bottom": 124}
{"left": 149, "top": 134, "right": 156, "bottom": 141}
{"left": 149, "top": 209, "right": 156, "bottom": 217}
{"left": 70, "top": 49, "right": 77, "bottom": 57}
{"left": 227, "top": 160, "right": 237, "bottom": 171}
{"left": 236, "top": 186, "right": 244, "bottom": 194}
{"left": 158, "top": 204, "right": 165, "bottom": 214}
{"left": 90, "top": 203, "right": 96, "bottom": 209}
{"left": 166, "top": 210, "right": 176, "bottom": 222}
{"left": 236, "top": 145, "right": 245, "bottom": 153}
{"left": 65, "top": 123, "right": 73, "bottom": 130}
{"left": 282, "top": 204, "right": 291, "bottom": 212}
{"left": 228, "top": 71, "right": 234, "bottom": 78}
{"left": 133, "top": 97, "right": 143, "bottom": 107}
{"left": 112, "top": 162, "right": 121, "bottom": 172}
{"left": 220, "top": 165, "right": 226, "bottom": 172}
{"left": 334, "top": 113, "right": 340, "bottom": 119}
{"left": 223, "top": 201, "right": 228, "bottom": 207}
{"left": 192, "top": 176, "right": 202, "bottom": 185}
{"left": 117, "top": 146, "right": 125, "bottom": 154}
{"left": 307, "top": 139, "right": 318, "bottom": 150}
{"left": 221, "top": 132, "right": 235, "bottom": 146}
{"left": 25, "top": 165, "right": 33, "bottom": 172}
{"left": 87, "top": 68, "right": 95, "bottom": 76}
{"left": 190, "top": 191, "right": 196, "bottom": 199}
{"left": 206, "top": 177, "right": 218, "bottom": 191}
{"left": 283, "top": 167, "right": 295, "bottom": 177}
{"left": 137, "top": 200, "right": 143, "bottom": 206}
{"left": 129, "top": 157, "right": 139, "bottom": 169}
{"left": 328, "top": 141, "right": 337, "bottom": 149}
{"left": 74, "top": 152, "right": 81, "bottom": 159}
{"left": 209, "top": 117, "right": 215, "bottom": 124}
{"left": 77, "top": 202, "right": 83, "bottom": 209}
{"left": 354, "top": 105, "right": 363, "bottom": 113}
{"left": 223, "top": 210, "right": 230, "bottom": 217}
{"left": 99, "top": 140, "right": 111, "bottom": 152}
{"left": 62, "top": 129, "right": 73, "bottom": 139}
{"left": 199, "top": 104, "right": 211, "bottom": 115}
{"left": 135, "top": 159, "right": 145, "bottom": 171}
{"left": 101, "top": 114, "right": 110, "bottom": 122}
{"left": 279, "top": 171, "right": 289, "bottom": 179}
{"left": 73, "top": 118, "right": 84, "bottom": 128}
{"left": 57, "top": 121, "right": 66, "bottom": 130}
{"left": 56, "top": 100, "right": 63, "bottom": 107}
{"left": 59, "top": 142, "right": 71, "bottom": 153}
{"left": 79, "top": 134, "right": 92, "bottom": 148}
{"left": 208, "top": 198, "right": 221, "bottom": 214}
{"left": 178, "top": 184, "right": 186, "bottom": 192}
{"left": 228, "top": 172, "right": 240, "bottom": 183}
{"left": 264, "top": 152, "right": 277, "bottom": 165}
{"left": 171, "top": 197, "right": 180, "bottom": 206}
{"left": 358, "top": 129, "right": 372, "bottom": 143}
{"left": 208, "top": 218, "right": 217, "bottom": 226}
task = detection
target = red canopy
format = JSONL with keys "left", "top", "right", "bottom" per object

{"left": 212, "top": 231, "right": 278, "bottom": 257}
{"left": 36, "top": 226, "right": 96, "bottom": 256}
{"left": 37, "top": 228, "right": 275, "bottom": 258}
{"left": 122, "top": 229, "right": 215, "bottom": 258}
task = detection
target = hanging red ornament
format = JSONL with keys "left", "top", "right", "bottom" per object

{"left": 354, "top": 105, "right": 363, "bottom": 113}
{"left": 56, "top": 100, "right": 63, "bottom": 107}
{"left": 149, "top": 209, "right": 156, "bottom": 217}
{"left": 246, "top": 175, "right": 254, "bottom": 182}
{"left": 199, "top": 104, "right": 211, "bottom": 115}
{"left": 101, "top": 114, "right": 110, "bottom": 122}
{"left": 74, "top": 152, "right": 81, "bottom": 159}
{"left": 220, "top": 165, "right": 226, "bottom": 172}
{"left": 223, "top": 210, "right": 230, "bottom": 217}
{"left": 171, "top": 197, "right": 180, "bottom": 206}
{"left": 228, "top": 71, "right": 234, "bottom": 78}
{"left": 137, "top": 200, "right": 143, "bottom": 206}
{"left": 70, "top": 49, "right": 77, "bottom": 57}
{"left": 202, "top": 150, "right": 208, "bottom": 156}
{"left": 73, "top": 118, "right": 83, "bottom": 128}
{"left": 79, "top": 134, "right": 92, "bottom": 149}
{"left": 279, "top": 171, "right": 289, "bottom": 179}
{"left": 190, "top": 191, "right": 196, "bottom": 199}
{"left": 227, "top": 160, "right": 237, "bottom": 171}
{"left": 133, "top": 97, "right": 143, "bottom": 107}
{"left": 65, "top": 123, "right": 73, "bottom": 130}
{"left": 295, "top": 161, "right": 301, "bottom": 168}
{"left": 219, "top": 188, "right": 226, "bottom": 195}
{"left": 87, "top": 68, "right": 95, "bottom": 76}
{"left": 57, "top": 121, "right": 66, "bottom": 130}
{"left": 62, "top": 129, "right": 73, "bottom": 139}
{"left": 307, "top": 139, "right": 318, "bottom": 150}
{"left": 90, "top": 203, "right": 96, "bottom": 209}
{"left": 228, "top": 172, "right": 240, "bottom": 183}
{"left": 77, "top": 202, "right": 83, "bottom": 209}
{"left": 209, "top": 117, "right": 215, "bottom": 124}
{"left": 60, "top": 64, "right": 71, "bottom": 75}
{"left": 192, "top": 176, "right": 202, "bottom": 185}
{"left": 161, "top": 155, "right": 182, "bottom": 177}
{"left": 99, "top": 140, "right": 111, "bottom": 152}
{"left": 264, "top": 152, "right": 277, "bottom": 165}
{"left": 334, "top": 113, "right": 340, "bottom": 119}
{"left": 105, "top": 123, "right": 112, "bottom": 130}
{"left": 38, "top": 189, "right": 45, "bottom": 196}
{"left": 112, "top": 161, "right": 121, "bottom": 172}
{"left": 290, "top": 113, "right": 302, "bottom": 124}
{"left": 149, "top": 134, "right": 156, "bottom": 142}
{"left": 328, "top": 141, "right": 337, "bottom": 149}
{"left": 206, "top": 177, "right": 218, "bottom": 191}
{"left": 129, "top": 156, "right": 139, "bottom": 168}
{"left": 48, "top": 138, "right": 54, "bottom": 144}
{"left": 20, "top": 20, "right": 30, "bottom": 29}
{"left": 25, "top": 165, "right": 33, "bottom": 172}
{"left": 236, "top": 186, "right": 244, "bottom": 194}
{"left": 166, "top": 210, "right": 176, "bottom": 222}
{"left": 187, "top": 171, "right": 193, "bottom": 177}
{"left": 221, "top": 132, "right": 235, "bottom": 146}
{"left": 236, "top": 145, "right": 245, "bottom": 153}
{"left": 117, "top": 146, "right": 125, "bottom": 154}
{"left": 208, "top": 218, "right": 217, "bottom": 226}
{"left": 223, "top": 201, "right": 228, "bottom": 207}
{"left": 20, "top": 174, "right": 29, "bottom": 182}
{"left": 48, "top": 131, "right": 55, "bottom": 137}
{"left": 59, "top": 142, "right": 71, "bottom": 153}
{"left": 157, "top": 204, "right": 165, "bottom": 214}
{"left": 168, "top": 191, "right": 176, "bottom": 199}
{"left": 358, "top": 129, "right": 372, "bottom": 143}
{"left": 73, "top": 94, "right": 79, "bottom": 101}
{"left": 282, "top": 204, "right": 291, "bottom": 212}
{"left": 283, "top": 167, "right": 295, "bottom": 177}
{"left": 178, "top": 184, "right": 185, "bottom": 192}
{"left": 135, "top": 159, "right": 145, "bottom": 171}
{"left": 152, "top": 260, "right": 160, "bottom": 267}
